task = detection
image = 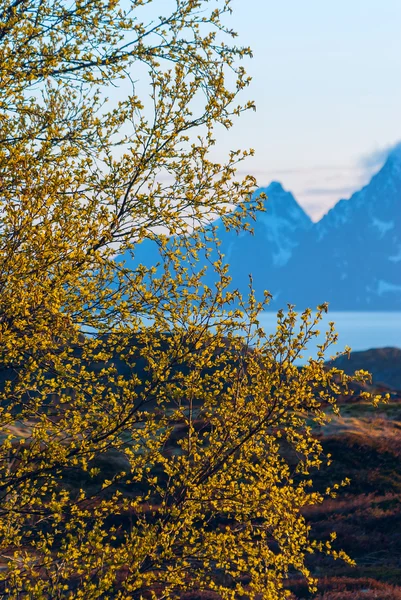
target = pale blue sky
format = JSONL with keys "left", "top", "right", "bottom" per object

{"left": 217, "top": 0, "right": 401, "bottom": 220}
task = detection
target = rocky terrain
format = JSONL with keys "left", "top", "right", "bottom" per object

{"left": 327, "top": 346, "right": 401, "bottom": 390}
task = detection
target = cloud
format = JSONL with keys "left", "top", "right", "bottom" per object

{"left": 301, "top": 185, "right": 357, "bottom": 197}
{"left": 358, "top": 141, "right": 401, "bottom": 173}
{"left": 261, "top": 164, "right": 356, "bottom": 176}
{"left": 238, "top": 143, "right": 401, "bottom": 223}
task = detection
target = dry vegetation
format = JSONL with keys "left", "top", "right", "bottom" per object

{"left": 2, "top": 356, "right": 400, "bottom": 598}
{"left": 284, "top": 378, "right": 401, "bottom": 599}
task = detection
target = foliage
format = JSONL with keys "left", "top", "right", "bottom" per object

{"left": 0, "top": 0, "right": 381, "bottom": 597}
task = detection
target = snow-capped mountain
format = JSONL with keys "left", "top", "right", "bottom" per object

{"left": 120, "top": 149, "right": 401, "bottom": 310}
{"left": 201, "top": 182, "right": 312, "bottom": 299}
{"left": 122, "top": 182, "right": 312, "bottom": 299}
{"left": 273, "top": 148, "right": 401, "bottom": 310}
{"left": 216, "top": 182, "right": 312, "bottom": 267}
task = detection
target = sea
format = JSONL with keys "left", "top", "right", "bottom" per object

{"left": 257, "top": 311, "right": 401, "bottom": 363}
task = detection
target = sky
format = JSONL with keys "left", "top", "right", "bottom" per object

{"left": 214, "top": 0, "right": 401, "bottom": 221}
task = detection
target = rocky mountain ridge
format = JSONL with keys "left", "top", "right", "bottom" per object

{"left": 122, "top": 149, "right": 401, "bottom": 310}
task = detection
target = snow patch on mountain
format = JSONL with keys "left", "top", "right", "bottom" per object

{"left": 376, "top": 280, "right": 401, "bottom": 296}
{"left": 372, "top": 218, "right": 394, "bottom": 237}
{"left": 389, "top": 246, "right": 401, "bottom": 263}
{"left": 258, "top": 213, "right": 300, "bottom": 266}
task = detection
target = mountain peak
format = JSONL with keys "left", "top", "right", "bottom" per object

{"left": 254, "top": 181, "right": 286, "bottom": 198}
{"left": 253, "top": 183, "right": 312, "bottom": 228}
{"left": 267, "top": 181, "right": 285, "bottom": 192}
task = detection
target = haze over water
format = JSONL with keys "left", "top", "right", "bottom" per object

{"left": 258, "top": 311, "right": 401, "bottom": 363}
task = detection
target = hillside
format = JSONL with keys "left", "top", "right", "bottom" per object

{"left": 2, "top": 345, "right": 401, "bottom": 598}
{"left": 326, "top": 347, "right": 401, "bottom": 390}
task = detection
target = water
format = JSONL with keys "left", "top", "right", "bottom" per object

{"left": 257, "top": 312, "right": 401, "bottom": 363}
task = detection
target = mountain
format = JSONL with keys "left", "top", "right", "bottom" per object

{"left": 215, "top": 182, "right": 312, "bottom": 268}
{"left": 201, "top": 182, "right": 312, "bottom": 299}
{"left": 121, "top": 182, "right": 312, "bottom": 297}
{"left": 273, "top": 148, "right": 401, "bottom": 309}
{"left": 119, "top": 149, "right": 401, "bottom": 310}
{"left": 326, "top": 347, "right": 401, "bottom": 390}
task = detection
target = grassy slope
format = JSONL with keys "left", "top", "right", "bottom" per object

{"left": 287, "top": 379, "right": 401, "bottom": 599}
